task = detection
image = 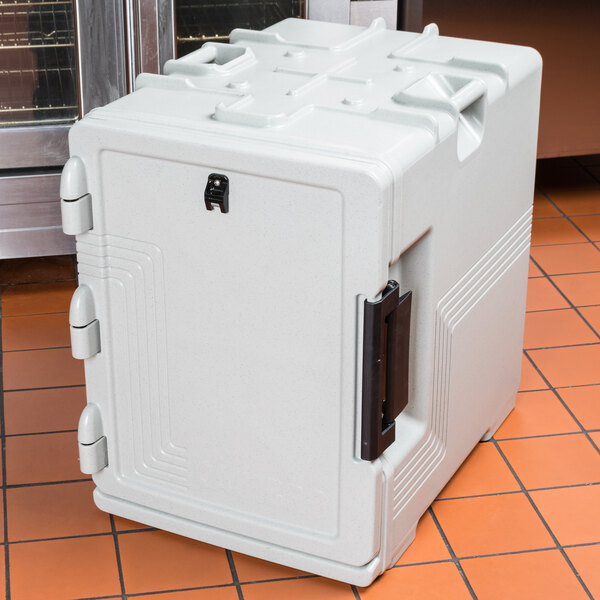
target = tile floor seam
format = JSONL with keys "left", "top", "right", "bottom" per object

{"left": 534, "top": 214, "right": 600, "bottom": 219}
{"left": 527, "top": 305, "right": 600, "bottom": 314}
{"left": 2, "top": 345, "right": 72, "bottom": 354}
{"left": 109, "top": 515, "right": 128, "bottom": 600}
{"left": 226, "top": 549, "right": 245, "bottom": 600}
{"left": 392, "top": 558, "right": 454, "bottom": 569}
{"left": 2, "top": 383, "right": 86, "bottom": 394}
{"left": 575, "top": 159, "right": 600, "bottom": 185}
{"left": 0, "top": 279, "right": 77, "bottom": 288}
{"left": 0, "top": 311, "right": 69, "bottom": 318}
{"left": 427, "top": 507, "right": 478, "bottom": 599}
{"left": 5, "top": 478, "right": 91, "bottom": 489}
{"left": 522, "top": 351, "right": 600, "bottom": 456}
{"left": 0, "top": 317, "right": 12, "bottom": 600}
{"left": 125, "top": 583, "right": 239, "bottom": 598}
{"left": 352, "top": 583, "right": 362, "bottom": 599}
{"left": 5, "top": 428, "right": 78, "bottom": 438}
{"left": 524, "top": 342, "right": 599, "bottom": 352}
{"left": 490, "top": 438, "right": 595, "bottom": 599}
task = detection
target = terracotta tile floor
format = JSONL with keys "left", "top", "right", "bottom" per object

{"left": 0, "top": 156, "right": 599, "bottom": 599}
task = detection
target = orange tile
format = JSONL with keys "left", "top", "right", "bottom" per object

{"left": 530, "top": 243, "right": 600, "bottom": 275}
{"left": 498, "top": 434, "right": 600, "bottom": 489}
{"left": 551, "top": 272, "right": 600, "bottom": 306}
{"left": 437, "top": 442, "right": 518, "bottom": 499}
{"left": 9, "top": 535, "right": 121, "bottom": 600}
{"left": 572, "top": 215, "right": 600, "bottom": 241}
{"left": 119, "top": 530, "right": 232, "bottom": 594}
{"left": 396, "top": 510, "right": 450, "bottom": 565}
{"left": 244, "top": 577, "right": 355, "bottom": 600}
{"left": 0, "top": 281, "right": 76, "bottom": 316}
{"left": 495, "top": 390, "right": 578, "bottom": 439}
{"left": 532, "top": 193, "right": 560, "bottom": 218}
{"left": 580, "top": 306, "right": 600, "bottom": 334}
{"left": 565, "top": 545, "right": 600, "bottom": 599}
{"left": 526, "top": 278, "right": 569, "bottom": 312}
{"left": 531, "top": 485, "right": 600, "bottom": 545}
{"left": 546, "top": 188, "right": 600, "bottom": 216}
{"left": 5, "top": 432, "right": 82, "bottom": 485}
{"left": 113, "top": 515, "right": 154, "bottom": 531}
{"left": 461, "top": 550, "right": 588, "bottom": 600}
{"left": 591, "top": 432, "right": 600, "bottom": 447}
{"left": 528, "top": 344, "right": 600, "bottom": 387}
{"left": 519, "top": 354, "right": 547, "bottom": 391}
{"left": 2, "top": 348, "right": 84, "bottom": 391}
{"left": 523, "top": 309, "right": 597, "bottom": 349}
{"left": 558, "top": 385, "right": 600, "bottom": 430}
{"left": 530, "top": 218, "right": 586, "bottom": 246}
{"left": 4, "top": 386, "right": 85, "bottom": 435}
{"left": 432, "top": 494, "right": 552, "bottom": 557}
{"left": 7, "top": 480, "right": 110, "bottom": 541}
{"left": 360, "top": 562, "right": 470, "bottom": 600}
{"left": 528, "top": 259, "right": 544, "bottom": 278}
{"left": 140, "top": 590, "right": 240, "bottom": 600}
{"left": 0, "top": 551, "right": 6, "bottom": 599}
{"left": 0, "top": 255, "right": 75, "bottom": 285}
{"left": 2, "top": 313, "right": 71, "bottom": 351}
{"left": 233, "top": 552, "right": 307, "bottom": 583}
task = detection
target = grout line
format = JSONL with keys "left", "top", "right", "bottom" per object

{"left": 2, "top": 383, "right": 86, "bottom": 394}
{"left": 428, "top": 507, "right": 478, "bottom": 599}
{"left": 0, "top": 278, "right": 76, "bottom": 288}
{"left": 392, "top": 558, "right": 453, "bottom": 569}
{"left": 68, "top": 595, "right": 122, "bottom": 600}
{"left": 496, "top": 431, "right": 586, "bottom": 442}
{"left": 226, "top": 549, "right": 245, "bottom": 600}
{"left": 530, "top": 268, "right": 600, "bottom": 277}
{"left": 491, "top": 438, "right": 595, "bottom": 599}
{"left": 528, "top": 304, "right": 600, "bottom": 314}
{"left": 127, "top": 583, "right": 239, "bottom": 597}
{"left": 5, "top": 429, "right": 78, "bottom": 438}
{"left": 524, "top": 341, "right": 599, "bottom": 352}
{"left": 351, "top": 584, "right": 362, "bottom": 599}
{"left": 6, "top": 478, "right": 91, "bottom": 489}
{"left": 2, "top": 345, "right": 72, "bottom": 354}
{"left": 0, "top": 316, "right": 11, "bottom": 599}
{"left": 109, "top": 515, "right": 127, "bottom": 600}
{"left": 241, "top": 574, "right": 318, "bottom": 586}
{"left": 1, "top": 311, "right": 70, "bottom": 318}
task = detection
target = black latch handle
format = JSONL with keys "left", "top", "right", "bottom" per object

{"left": 361, "top": 281, "right": 412, "bottom": 461}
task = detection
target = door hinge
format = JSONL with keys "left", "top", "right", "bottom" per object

{"left": 70, "top": 285, "right": 101, "bottom": 359}
{"left": 361, "top": 281, "right": 412, "bottom": 461}
{"left": 78, "top": 403, "right": 108, "bottom": 474}
{"left": 61, "top": 156, "right": 93, "bottom": 234}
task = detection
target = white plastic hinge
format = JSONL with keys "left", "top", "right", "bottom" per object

{"left": 61, "top": 194, "right": 93, "bottom": 235}
{"left": 79, "top": 436, "right": 108, "bottom": 474}
{"left": 70, "top": 319, "right": 101, "bottom": 359}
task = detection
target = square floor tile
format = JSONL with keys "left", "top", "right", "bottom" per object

{"left": 118, "top": 530, "right": 232, "bottom": 594}
{"left": 243, "top": 577, "right": 354, "bottom": 600}
{"left": 396, "top": 511, "right": 450, "bottom": 565}
{"left": 360, "top": 562, "right": 471, "bottom": 600}
{"left": 7, "top": 480, "right": 110, "bottom": 541}
{"left": 2, "top": 348, "right": 85, "bottom": 391}
{"left": 495, "top": 390, "right": 579, "bottom": 439}
{"left": 528, "top": 344, "right": 600, "bottom": 387}
{"left": 532, "top": 193, "right": 560, "bottom": 218}
{"left": 437, "top": 442, "right": 519, "bottom": 499}
{"left": 551, "top": 272, "right": 600, "bottom": 306}
{"left": 523, "top": 309, "right": 597, "bottom": 349}
{"left": 9, "top": 535, "right": 121, "bottom": 600}
{"left": 5, "top": 432, "right": 82, "bottom": 485}
{"left": 2, "top": 313, "right": 70, "bottom": 351}
{"left": 526, "top": 278, "right": 569, "bottom": 312}
{"left": 531, "top": 218, "right": 586, "bottom": 246}
{"left": 233, "top": 552, "right": 307, "bottom": 583}
{"left": 0, "top": 256, "right": 75, "bottom": 285}
{"left": 139, "top": 589, "right": 240, "bottom": 600}
{"left": 530, "top": 243, "right": 600, "bottom": 275}
{"left": 557, "top": 385, "right": 600, "bottom": 430}
{"left": 0, "top": 281, "right": 76, "bottom": 316}
{"left": 432, "top": 493, "right": 553, "bottom": 557}
{"left": 519, "top": 355, "right": 547, "bottom": 391}
{"left": 498, "top": 434, "right": 600, "bottom": 489}
{"left": 545, "top": 188, "right": 600, "bottom": 216}
{"left": 580, "top": 306, "right": 600, "bottom": 334}
{"left": 461, "top": 550, "right": 588, "bottom": 600}
{"left": 571, "top": 215, "right": 600, "bottom": 241}
{"left": 565, "top": 545, "right": 600, "bottom": 599}
{"left": 531, "top": 484, "right": 600, "bottom": 546}
{"left": 4, "top": 386, "right": 84, "bottom": 435}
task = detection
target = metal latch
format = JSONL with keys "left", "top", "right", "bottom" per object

{"left": 361, "top": 281, "right": 412, "bottom": 461}
{"left": 78, "top": 403, "right": 108, "bottom": 474}
{"left": 69, "top": 285, "right": 101, "bottom": 359}
{"left": 61, "top": 156, "right": 93, "bottom": 234}
{"left": 204, "top": 173, "right": 229, "bottom": 213}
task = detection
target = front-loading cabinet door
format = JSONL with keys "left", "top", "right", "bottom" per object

{"left": 71, "top": 123, "right": 390, "bottom": 568}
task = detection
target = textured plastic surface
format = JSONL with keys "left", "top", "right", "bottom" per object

{"left": 63, "top": 18, "right": 541, "bottom": 586}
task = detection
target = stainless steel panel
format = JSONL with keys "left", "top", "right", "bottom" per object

{"left": 0, "top": 172, "right": 61, "bottom": 206}
{"left": 0, "top": 125, "right": 69, "bottom": 169}
{"left": 75, "top": 0, "right": 127, "bottom": 114}
{"left": 308, "top": 0, "right": 350, "bottom": 24}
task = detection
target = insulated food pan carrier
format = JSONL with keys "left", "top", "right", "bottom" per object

{"left": 61, "top": 18, "right": 541, "bottom": 586}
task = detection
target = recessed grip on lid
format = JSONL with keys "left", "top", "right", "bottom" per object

{"left": 361, "top": 282, "right": 412, "bottom": 461}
